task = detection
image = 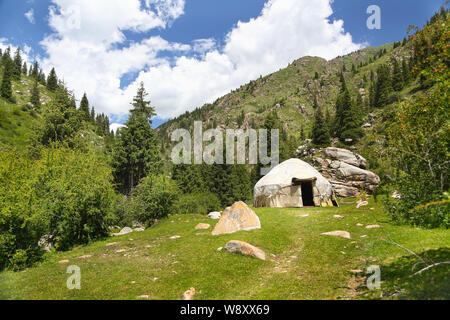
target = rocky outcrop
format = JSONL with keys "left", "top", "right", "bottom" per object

{"left": 296, "top": 144, "right": 380, "bottom": 198}
{"left": 212, "top": 201, "right": 261, "bottom": 235}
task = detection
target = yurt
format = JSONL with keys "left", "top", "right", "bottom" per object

{"left": 254, "top": 158, "right": 337, "bottom": 208}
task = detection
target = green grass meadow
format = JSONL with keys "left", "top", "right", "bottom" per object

{"left": 0, "top": 198, "right": 448, "bottom": 300}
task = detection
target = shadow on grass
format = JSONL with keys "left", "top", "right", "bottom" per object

{"left": 365, "top": 248, "right": 450, "bottom": 300}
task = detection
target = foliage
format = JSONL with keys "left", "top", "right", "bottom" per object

{"left": 174, "top": 192, "right": 222, "bottom": 215}
{"left": 311, "top": 106, "right": 330, "bottom": 147}
{"left": 383, "top": 13, "right": 449, "bottom": 228}
{"left": 126, "top": 175, "right": 180, "bottom": 227}
{"left": 0, "top": 146, "right": 116, "bottom": 269}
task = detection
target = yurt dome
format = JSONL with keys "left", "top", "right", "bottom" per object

{"left": 254, "top": 158, "right": 336, "bottom": 208}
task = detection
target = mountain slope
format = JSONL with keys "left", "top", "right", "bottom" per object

{"left": 156, "top": 42, "right": 409, "bottom": 147}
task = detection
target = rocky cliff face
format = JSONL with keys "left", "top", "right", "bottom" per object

{"left": 297, "top": 143, "right": 380, "bottom": 198}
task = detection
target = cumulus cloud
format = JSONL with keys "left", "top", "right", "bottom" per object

{"left": 25, "top": 9, "right": 35, "bottom": 24}
{"left": 36, "top": 0, "right": 362, "bottom": 121}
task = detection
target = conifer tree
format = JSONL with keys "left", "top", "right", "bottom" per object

{"left": 374, "top": 64, "right": 392, "bottom": 108}
{"left": 47, "top": 68, "right": 58, "bottom": 92}
{"left": 312, "top": 106, "right": 330, "bottom": 147}
{"left": 392, "top": 59, "right": 404, "bottom": 91}
{"left": 38, "top": 69, "right": 46, "bottom": 85}
{"left": 90, "top": 106, "right": 96, "bottom": 124}
{"left": 30, "top": 80, "right": 41, "bottom": 109}
{"left": 0, "top": 55, "right": 13, "bottom": 100}
{"left": 402, "top": 59, "right": 410, "bottom": 84}
{"left": 79, "top": 93, "right": 91, "bottom": 122}
{"left": 22, "top": 62, "right": 27, "bottom": 75}
{"left": 12, "top": 47, "right": 22, "bottom": 80}
{"left": 30, "top": 61, "right": 39, "bottom": 79}
{"left": 112, "top": 84, "right": 160, "bottom": 194}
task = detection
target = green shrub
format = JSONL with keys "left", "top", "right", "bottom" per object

{"left": 38, "top": 147, "right": 116, "bottom": 250}
{"left": 175, "top": 192, "right": 222, "bottom": 215}
{"left": 126, "top": 175, "right": 180, "bottom": 227}
{"left": 0, "top": 146, "right": 117, "bottom": 269}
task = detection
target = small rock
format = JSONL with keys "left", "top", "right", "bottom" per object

{"left": 137, "top": 295, "right": 149, "bottom": 299}
{"left": 116, "top": 249, "right": 127, "bottom": 253}
{"left": 207, "top": 212, "right": 221, "bottom": 220}
{"left": 131, "top": 281, "right": 136, "bottom": 284}
{"left": 105, "top": 242, "right": 118, "bottom": 247}
{"left": 360, "top": 235, "right": 368, "bottom": 238}
{"left": 183, "top": 288, "right": 196, "bottom": 300}
{"left": 349, "top": 269, "right": 363, "bottom": 274}
{"left": 299, "top": 214, "right": 309, "bottom": 217}
{"left": 133, "top": 228, "right": 145, "bottom": 232}
{"left": 78, "top": 255, "right": 92, "bottom": 259}
{"left": 225, "top": 240, "right": 266, "bottom": 260}
{"left": 356, "top": 223, "right": 364, "bottom": 227}
{"left": 333, "top": 215, "right": 345, "bottom": 219}
{"left": 365, "top": 225, "right": 381, "bottom": 229}
{"left": 321, "top": 231, "right": 351, "bottom": 239}
{"left": 356, "top": 201, "right": 369, "bottom": 209}
{"left": 58, "top": 259, "right": 69, "bottom": 264}
{"left": 112, "top": 227, "right": 133, "bottom": 236}
{"left": 170, "top": 236, "right": 181, "bottom": 240}
{"left": 153, "top": 277, "right": 158, "bottom": 281}
{"left": 217, "top": 247, "right": 223, "bottom": 251}
{"left": 195, "top": 223, "right": 210, "bottom": 230}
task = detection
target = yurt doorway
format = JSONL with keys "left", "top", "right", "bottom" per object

{"left": 301, "top": 182, "right": 315, "bottom": 206}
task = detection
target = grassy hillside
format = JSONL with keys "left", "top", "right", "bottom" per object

{"left": 1, "top": 198, "right": 448, "bottom": 300}
{"left": 0, "top": 68, "right": 54, "bottom": 150}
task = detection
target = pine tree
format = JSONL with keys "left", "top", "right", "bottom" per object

{"left": 312, "top": 95, "right": 319, "bottom": 109}
{"left": 112, "top": 84, "right": 160, "bottom": 194}
{"left": 374, "top": 64, "right": 392, "bottom": 108}
{"left": 30, "top": 61, "right": 39, "bottom": 79}
{"left": 22, "top": 62, "right": 27, "bottom": 75}
{"left": 30, "top": 80, "right": 41, "bottom": 109}
{"left": 130, "top": 82, "right": 155, "bottom": 120}
{"left": 339, "top": 72, "right": 346, "bottom": 91}
{"left": 0, "top": 55, "right": 13, "bottom": 100}
{"left": 90, "top": 106, "right": 96, "bottom": 124}
{"left": 38, "top": 69, "right": 46, "bottom": 85}
{"left": 312, "top": 106, "right": 330, "bottom": 147}
{"left": 392, "top": 59, "right": 404, "bottom": 91}
{"left": 402, "top": 59, "right": 410, "bottom": 84}
{"left": 47, "top": 68, "right": 58, "bottom": 92}
{"left": 12, "top": 47, "right": 22, "bottom": 80}
{"left": 79, "top": 93, "right": 91, "bottom": 122}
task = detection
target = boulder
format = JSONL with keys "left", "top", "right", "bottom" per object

{"left": 207, "top": 212, "right": 221, "bottom": 220}
{"left": 112, "top": 227, "right": 133, "bottom": 236}
{"left": 324, "top": 147, "right": 367, "bottom": 169}
{"left": 212, "top": 201, "right": 261, "bottom": 235}
{"left": 321, "top": 231, "right": 351, "bottom": 239}
{"left": 225, "top": 240, "right": 266, "bottom": 260}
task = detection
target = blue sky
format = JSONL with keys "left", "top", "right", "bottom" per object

{"left": 0, "top": 0, "right": 445, "bottom": 129}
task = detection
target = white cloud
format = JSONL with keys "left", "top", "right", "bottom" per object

{"left": 25, "top": 9, "right": 35, "bottom": 24}
{"left": 36, "top": 0, "right": 362, "bottom": 122}
{"left": 110, "top": 123, "right": 126, "bottom": 133}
